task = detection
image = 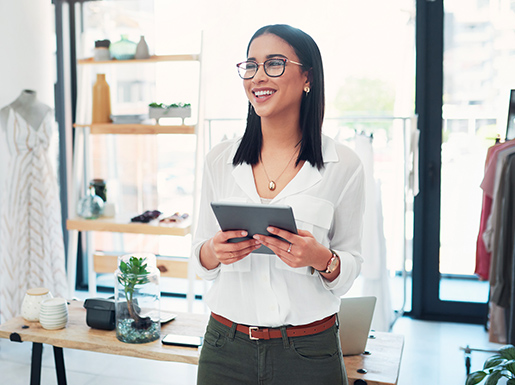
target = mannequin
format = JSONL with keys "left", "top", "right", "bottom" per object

{"left": 0, "top": 89, "right": 67, "bottom": 322}
{"left": 0, "top": 90, "right": 52, "bottom": 131}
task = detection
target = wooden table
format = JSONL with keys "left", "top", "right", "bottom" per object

{"left": 0, "top": 300, "right": 403, "bottom": 385}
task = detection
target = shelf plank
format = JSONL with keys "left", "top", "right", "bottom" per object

{"left": 66, "top": 217, "right": 191, "bottom": 236}
{"left": 77, "top": 54, "right": 200, "bottom": 65}
{"left": 73, "top": 123, "right": 195, "bottom": 135}
{"left": 93, "top": 253, "right": 201, "bottom": 280}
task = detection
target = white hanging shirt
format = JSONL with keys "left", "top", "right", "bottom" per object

{"left": 192, "top": 134, "right": 365, "bottom": 327}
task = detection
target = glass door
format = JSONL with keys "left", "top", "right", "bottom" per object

{"left": 412, "top": 0, "right": 515, "bottom": 323}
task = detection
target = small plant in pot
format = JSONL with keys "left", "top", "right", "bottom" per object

{"left": 115, "top": 254, "right": 160, "bottom": 343}
{"left": 466, "top": 345, "right": 515, "bottom": 385}
{"left": 148, "top": 102, "right": 191, "bottom": 124}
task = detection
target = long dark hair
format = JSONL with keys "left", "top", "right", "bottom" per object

{"left": 232, "top": 24, "right": 325, "bottom": 169}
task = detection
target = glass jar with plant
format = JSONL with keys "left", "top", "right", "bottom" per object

{"left": 115, "top": 253, "right": 160, "bottom": 343}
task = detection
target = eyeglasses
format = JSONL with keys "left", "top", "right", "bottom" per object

{"left": 236, "top": 58, "right": 303, "bottom": 79}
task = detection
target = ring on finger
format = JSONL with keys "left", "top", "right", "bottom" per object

{"left": 287, "top": 243, "right": 292, "bottom": 253}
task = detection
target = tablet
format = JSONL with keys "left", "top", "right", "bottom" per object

{"left": 210, "top": 201, "right": 297, "bottom": 254}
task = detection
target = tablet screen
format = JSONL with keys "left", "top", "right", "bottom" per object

{"left": 210, "top": 202, "right": 297, "bottom": 254}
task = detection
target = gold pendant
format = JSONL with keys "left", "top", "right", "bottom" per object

{"left": 269, "top": 181, "right": 276, "bottom": 191}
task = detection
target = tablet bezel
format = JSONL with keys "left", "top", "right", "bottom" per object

{"left": 210, "top": 201, "right": 298, "bottom": 254}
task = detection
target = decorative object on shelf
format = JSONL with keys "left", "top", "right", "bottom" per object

{"left": 466, "top": 344, "right": 514, "bottom": 385}
{"left": 130, "top": 209, "right": 162, "bottom": 223}
{"left": 94, "top": 39, "right": 111, "bottom": 61}
{"left": 148, "top": 102, "right": 191, "bottom": 124}
{"left": 110, "top": 34, "right": 137, "bottom": 60}
{"left": 159, "top": 212, "right": 189, "bottom": 224}
{"left": 115, "top": 254, "right": 160, "bottom": 343}
{"left": 77, "top": 183, "right": 105, "bottom": 219}
{"left": 110, "top": 114, "right": 148, "bottom": 124}
{"left": 39, "top": 297, "right": 68, "bottom": 330}
{"left": 91, "top": 73, "right": 112, "bottom": 123}
{"left": 90, "top": 178, "right": 107, "bottom": 202}
{"left": 21, "top": 287, "right": 53, "bottom": 322}
{"left": 135, "top": 35, "right": 150, "bottom": 59}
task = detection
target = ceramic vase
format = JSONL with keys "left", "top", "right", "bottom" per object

{"left": 135, "top": 36, "right": 150, "bottom": 59}
{"left": 115, "top": 253, "right": 161, "bottom": 344}
{"left": 21, "top": 288, "right": 53, "bottom": 322}
{"left": 92, "top": 74, "right": 111, "bottom": 124}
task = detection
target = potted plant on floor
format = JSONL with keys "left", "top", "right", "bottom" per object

{"left": 466, "top": 344, "right": 515, "bottom": 384}
{"left": 115, "top": 254, "right": 161, "bottom": 343}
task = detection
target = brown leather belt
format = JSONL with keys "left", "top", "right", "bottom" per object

{"left": 211, "top": 312, "right": 336, "bottom": 341}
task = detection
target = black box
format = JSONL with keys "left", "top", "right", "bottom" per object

{"left": 83, "top": 298, "right": 116, "bottom": 330}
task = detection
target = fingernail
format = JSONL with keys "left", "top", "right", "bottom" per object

{"left": 241, "top": 231, "right": 247, "bottom": 236}
{"left": 267, "top": 227, "right": 275, "bottom": 233}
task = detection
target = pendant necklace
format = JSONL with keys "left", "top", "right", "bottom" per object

{"left": 261, "top": 148, "right": 299, "bottom": 191}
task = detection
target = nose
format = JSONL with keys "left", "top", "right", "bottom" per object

{"left": 252, "top": 64, "right": 268, "bottom": 83}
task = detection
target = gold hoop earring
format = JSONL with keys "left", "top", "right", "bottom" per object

{"left": 304, "top": 86, "right": 310, "bottom": 94}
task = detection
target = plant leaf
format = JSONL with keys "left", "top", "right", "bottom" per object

{"left": 506, "top": 359, "right": 515, "bottom": 374}
{"left": 484, "top": 356, "right": 505, "bottom": 369}
{"left": 485, "top": 370, "right": 502, "bottom": 385}
{"left": 500, "top": 345, "right": 515, "bottom": 360}
{"left": 466, "top": 371, "right": 487, "bottom": 385}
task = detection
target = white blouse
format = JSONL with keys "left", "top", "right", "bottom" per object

{"left": 192, "top": 134, "right": 365, "bottom": 327}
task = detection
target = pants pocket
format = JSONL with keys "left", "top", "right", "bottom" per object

{"left": 291, "top": 327, "right": 339, "bottom": 361}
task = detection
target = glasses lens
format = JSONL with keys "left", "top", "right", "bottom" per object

{"left": 264, "top": 59, "right": 286, "bottom": 77}
{"left": 237, "top": 61, "right": 257, "bottom": 79}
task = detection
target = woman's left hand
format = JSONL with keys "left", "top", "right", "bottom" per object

{"left": 253, "top": 226, "right": 331, "bottom": 272}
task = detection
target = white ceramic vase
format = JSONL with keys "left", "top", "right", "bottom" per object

{"left": 21, "top": 288, "right": 53, "bottom": 322}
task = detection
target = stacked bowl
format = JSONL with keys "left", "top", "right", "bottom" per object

{"left": 39, "top": 298, "right": 68, "bottom": 330}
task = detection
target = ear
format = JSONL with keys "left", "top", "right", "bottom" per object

{"left": 303, "top": 69, "right": 312, "bottom": 90}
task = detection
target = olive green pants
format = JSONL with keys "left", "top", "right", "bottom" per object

{"left": 197, "top": 315, "right": 348, "bottom": 385}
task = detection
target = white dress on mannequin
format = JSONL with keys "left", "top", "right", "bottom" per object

{"left": 0, "top": 90, "right": 67, "bottom": 321}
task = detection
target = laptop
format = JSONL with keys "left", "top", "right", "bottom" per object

{"left": 338, "top": 296, "right": 377, "bottom": 356}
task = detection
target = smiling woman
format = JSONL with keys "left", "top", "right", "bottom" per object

{"left": 192, "top": 24, "right": 366, "bottom": 385}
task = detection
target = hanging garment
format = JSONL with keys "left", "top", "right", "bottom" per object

{"left": 0, "top": 108, "right": 67, "bottom": 321}
{"left": 352, "top": 133, "right": 393, "bottom": 332}
{"left": 475, "top": 143, "right": 499, "bottom": 280}
{"left": 477, "top": 140, "right": 515, "bottom": 280}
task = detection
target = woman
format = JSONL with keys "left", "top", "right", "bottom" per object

{"left": 192, "top": 24, "right": 365, "bottom": 385}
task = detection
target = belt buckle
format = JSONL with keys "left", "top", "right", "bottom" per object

{"left": 249, "top": 326, "right": 259, "bottom": 340}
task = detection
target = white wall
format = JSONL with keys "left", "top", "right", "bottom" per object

{"left": 0, "top": 0, "right": 55, "bottom": 109}
{"left": 0, "top": 0, "right": 55, "bottom": 213}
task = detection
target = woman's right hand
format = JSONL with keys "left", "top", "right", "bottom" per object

{"left": 199, "top": 230, "right": 261, "bottom": 270}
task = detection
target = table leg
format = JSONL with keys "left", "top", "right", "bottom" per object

{"left": 53, "top": 346, "right": 67, "bottom": 385}
{"left": 30, "top": 343, "right": 43, "bottom": 385}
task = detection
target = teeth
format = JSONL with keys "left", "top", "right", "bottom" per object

{"left": 254, "top": 90, "right": 275, "bottom": 97}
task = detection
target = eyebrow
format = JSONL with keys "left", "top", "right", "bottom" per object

{"left": 247, "top": 54, "right": 288, "bottom": 61}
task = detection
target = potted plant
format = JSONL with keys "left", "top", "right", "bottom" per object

{"left": 466, "top": 345, "right": 515, "bottom": 384}
{"left": 148, "top": 102, "right": 191, "bottom": 123}
{"left": 115, "top": 254, "right": 160, "bottom": 343}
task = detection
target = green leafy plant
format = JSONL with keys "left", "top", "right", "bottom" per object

{"left": 466, "top": 345, "right": 515, "bottom": 385}
{"left": 117, "top": 256, "right": 152, "bottom": 330}
{"left": 148, "top": 102, "right": 191, "bottom": 108}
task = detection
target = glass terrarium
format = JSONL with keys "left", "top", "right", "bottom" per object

{"left": 115, "top": 253, "right": 160, "bottom": 343}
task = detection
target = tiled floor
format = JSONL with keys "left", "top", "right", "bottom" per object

{"left": 0, "top": 296, "right": 502, "bottom": 385}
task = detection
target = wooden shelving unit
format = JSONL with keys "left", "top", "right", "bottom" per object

{"left": 67, "top": 47, "right": 202, "bottom": 309}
